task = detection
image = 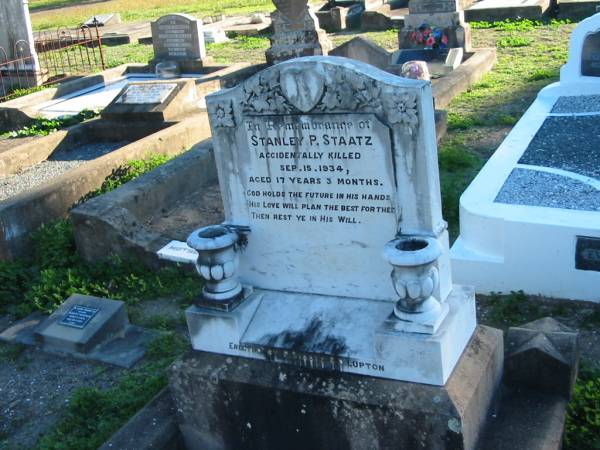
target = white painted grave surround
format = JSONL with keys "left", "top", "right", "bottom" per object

{"left": 451, "top": 13, "right": 600, "bottom": 302}
{"left": 186, "top": 57, "right": 477, "bottom": 385}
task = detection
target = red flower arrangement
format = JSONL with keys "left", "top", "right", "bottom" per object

{"left": 409, "top": 23, "right": 449, "bottom": 49}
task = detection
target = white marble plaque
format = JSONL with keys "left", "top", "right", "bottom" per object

{"left": 116, "top": 83, "right": 177, "bottom": 104}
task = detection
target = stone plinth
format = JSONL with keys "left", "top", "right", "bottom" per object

{"left": 265, "top": 0, "right": 332, "bottom": 65}
{"left": 170, "top": 326, "right": 503, "bottom": 450}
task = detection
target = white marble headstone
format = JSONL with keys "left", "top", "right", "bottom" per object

{"left": 206, "top": 57, "right": 451, "bottom": 302}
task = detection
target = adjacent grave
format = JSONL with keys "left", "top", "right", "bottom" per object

{"left": 0, "top": 294, "right": 158, "bottom": 368}
{"left": 151, "top": 13, "right": 207, "bottom": 72}
{"left": 464, "top": 0, "right": 552, "bottom": 22}
{"left": 169, "top": 56, "right": 503, "bottom": 449}
{"left": 0, "top": 75, "right": 214, "bottom": 260}
{"left": 451, "top": 13, "right": 600, "bottom": 302}
{"left": 399, "top": 0, "right": 472, "bottom": 52}
{"left": 0, "top": 0, "right": 42, "bottom": 87}
{"left": 266, "top": 0, "right": 332, "bottom": 64}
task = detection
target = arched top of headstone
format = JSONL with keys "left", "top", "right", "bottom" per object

{"left": 208, "top": 56, "right": 428, "bottom": 130}
{"left": 561, "top": 12, "right": 600, "bottom": 84}
{"left": 155, "top": 13, "right": 199, "bottom": 24}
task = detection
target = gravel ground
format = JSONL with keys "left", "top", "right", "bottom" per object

{"left": 495, "top": 168, "right": 600, "bottom": 211}
{"left": 0, "top": 346, "right": 124, "bottom": 449}
{"left": 0, "top": 141, "right": 128, "bottom": 202}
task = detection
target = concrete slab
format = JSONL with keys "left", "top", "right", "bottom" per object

{"left": 465, "top": 0, "right": 551, "bottom": 22}
{"left": 558, "top": 0, "right": 600, "bottom": 20}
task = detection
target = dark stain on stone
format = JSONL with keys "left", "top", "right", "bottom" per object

{"left": 259, "top": 317, "right": 349, "bottom": 356}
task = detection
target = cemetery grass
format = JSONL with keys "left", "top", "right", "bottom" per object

{"left": 29, "top": 0, "right": 322, "bottom": 30}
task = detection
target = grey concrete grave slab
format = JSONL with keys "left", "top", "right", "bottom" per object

{"left": 33, "top": 294, "right": 158, "bottom": 368}
{"left": 465, "top": 0, "right": 551, "bottom": 22}
{"left": 558, "top": 0, "right": 600, "bottom": 20}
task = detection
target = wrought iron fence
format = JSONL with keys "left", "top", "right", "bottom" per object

{"left": 0, "top": 24, "right": 105, "bottom": 102}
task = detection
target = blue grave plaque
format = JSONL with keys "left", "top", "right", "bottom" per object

{"left": 59, "top": 305, "right": 100, "bottom": 329}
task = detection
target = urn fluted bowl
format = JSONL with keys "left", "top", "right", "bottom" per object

{"left": 187, "top": 225, "right": 242, "bottom": 302}
{"left": 383, "top": 236, "right": 443, "bottom": 319}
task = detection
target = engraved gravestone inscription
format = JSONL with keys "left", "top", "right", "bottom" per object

{"left": 151, "top": 13, "right": 205, "bottom": 61}
{"left": 116, "top": 83, "right": 177, "bottom": 104}
{"left": 59, "top": 304, "right": 100, "bottom": 329}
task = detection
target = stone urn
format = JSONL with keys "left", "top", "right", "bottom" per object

{"left": 187, "top": 225, "right": 243, "bottom": 304}
{"left": 383, "top": 235, "right": 447, "bottom": 333}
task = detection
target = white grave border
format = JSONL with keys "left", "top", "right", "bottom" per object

{"left": 561, "top": 12, "right": 600, "bottom": 85}
{"left": 205, "top": 56, "right": 451, "bottom": 301}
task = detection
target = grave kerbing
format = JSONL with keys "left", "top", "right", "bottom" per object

{"left": 450, "top": 13, "right": 600, "bottom": 301}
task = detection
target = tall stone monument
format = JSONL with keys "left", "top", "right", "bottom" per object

{"left": 150, "top": 13, "right": 207, "bottom": 72}
{"left": 399, "top": 0, "right": 472, "bottom": 52}
{"left": 0, "top": 0, "right": 40, "bottom": 76}
{"left": 170, "top": 57, "right": 503, "bottom": 449}
{"left": 266, "top": 0, "right": 332, "bottom": 65}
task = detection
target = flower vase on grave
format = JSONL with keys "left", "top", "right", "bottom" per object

{"left": 383, "top": 235, "right": 449, "bottom": 334}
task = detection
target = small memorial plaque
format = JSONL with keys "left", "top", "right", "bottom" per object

{"left": 582, "top": 32, "right": 600, "bottom": 77}
{"left": 59, "top": 305, "right": 100, "bottom": 329}
{"left": 576, "top": 236, "right": 600, "bottom": 272}
{"left": 116, "top": 83, "right": 177, "bottom": 104}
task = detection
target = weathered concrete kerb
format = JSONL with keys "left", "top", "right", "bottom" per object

{"left": 0, "top": 113, "right": 212, "bottom": 260}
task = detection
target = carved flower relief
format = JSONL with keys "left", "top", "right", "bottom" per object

{"left": 209, "top": 101, "right": 235, "bottom": 128}
{"left": 243, "top": 70, "right": 292, "bottom": 114}
{"left": 386, "top": 91, "right": 419, "bottom": 132}
{"left": 319, "top": 67, "right": 383, "bottom": 113}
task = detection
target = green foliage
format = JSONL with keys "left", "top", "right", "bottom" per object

{"left": 0, "top": 218, "right": 201, "bottom": 318}
{"left": 438, "top": 144, "right": 477, "bottom": 171}
{"left": 470, "top": 18, "right": 570, "bottom": 31}
{"left": 0, "top": 343, "right": 26, "bottom": 363}
{"left": 36, "top": 333, "right": 188, "bottom": 450}
{"left": 486, "top": 291, "right": 542, "bottom": 327}
{"left": 565, "top": 367, "right": 600, "bottom": 450}
{"left": 497, "top": 36, "right": 532, "bottom": 48}
{"left": 528, "top": 68, "right": 558, "bottom": 81}
{"left": 3, "top": 110, "right": 98, "bottom": 138}
{"left": 1, "top": 85, "right": 52, "bottom": 102}
{"left": 448, "top": 112, "right": 486, "bottom": 130}
{"left": 438, "top": 141, "right": 481, "bottom": 238}
{"left": 78, "top": 153, "right": 172, "bottom": 204}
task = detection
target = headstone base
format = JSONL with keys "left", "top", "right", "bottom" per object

{"left": 170, "top": 325, "right": 503, "bottom": 450}
{"left": 186, "top": 285, "right": 477, "bottom": 386}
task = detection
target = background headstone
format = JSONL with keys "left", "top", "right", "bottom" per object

{"left": 266, "top": 0, "right": 332, "bottom": 64}
{"left": 0, "top": 0, "right": 40, "bottom": 72}
{"left": 151, "top": 13, "right": 206, "bottom": 70}
{"left": 399, "top": 0, "right": 472, "bottom": 52}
